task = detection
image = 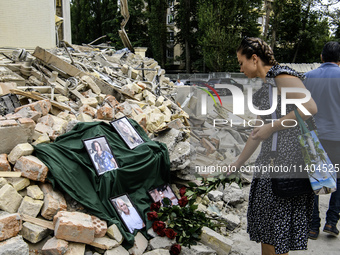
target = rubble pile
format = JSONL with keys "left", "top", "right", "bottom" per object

{"left": 0, "top": 45, "right": 256, "bottom": 255}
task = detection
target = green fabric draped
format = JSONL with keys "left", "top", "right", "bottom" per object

{"left": 33, "top": 120, "right": 170, "bottom": 248}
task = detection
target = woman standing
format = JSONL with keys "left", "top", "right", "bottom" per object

{"left": 232, "top": 37, "right": 317, "bottom": 255}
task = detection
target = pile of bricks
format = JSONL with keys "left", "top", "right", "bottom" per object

{"left": 0, "top": 45, "right": 254, "bottom": 254}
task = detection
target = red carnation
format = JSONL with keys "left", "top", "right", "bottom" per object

{"left": 152, "top": 220, "right": 166, "bottom": 233}
{"left": 170, "top": 243, "right": 181, "bottom": 255}
{"left": 150, "top": 201, "right": 161, "bottom": 211}
{"left": 147, "top": 211, "right": 158, "bottom": 221}
{"left": 164, "top": 228, "right": 177, "bottom": 239}
{"left": 178, "top": 196, "right": 188, "bottom": 207}
{"left": 179, "top": 186, "right": 186, "bottom": 197}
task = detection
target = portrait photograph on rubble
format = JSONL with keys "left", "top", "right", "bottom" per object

{"left": 110, "top": 117, "right": 144, "bottom": 149}
{"left": 148, "top": 183, "right": 179, "bottom": 207}
{"left": 110, "top": 194, "right": 145, "bottom": 233}
{"left": 82, "top": 135, "right": 119, "bottom": 176}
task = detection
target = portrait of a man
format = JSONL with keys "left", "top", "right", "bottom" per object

{"left": 110, "top": 194, "right": 145, "bottom": 233}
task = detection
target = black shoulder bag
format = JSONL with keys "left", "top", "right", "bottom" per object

{"left": 268, "top": 84, "right": 312, "bottom": 198}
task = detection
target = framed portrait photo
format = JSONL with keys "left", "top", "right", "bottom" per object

{"left": 110, "top": 117, "right": 144, "bottom": 149}
{"left": 82, "top": 135, "right": 119, "bottom": 176}
{"left": 110, "top": 193, "right": 145, "bottom": 234}
{"left": 148, "top": 183, "right": 179, "bottom": 207}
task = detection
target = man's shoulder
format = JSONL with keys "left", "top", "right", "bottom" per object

{"left": 305, "top": 64, "right": 340, "bottom": 77}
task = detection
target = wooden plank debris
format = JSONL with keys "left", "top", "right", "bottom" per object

{"left": 0, "top": 171, "right": 21, "bottom": 177}
{"left": 21, "top": 214, "right": 55, "bottom": 230}
{"left": 10, "top": 89, "right": 72, "bottom": 112}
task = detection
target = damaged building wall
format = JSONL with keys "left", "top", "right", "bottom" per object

{"left": 0, "top": 0, "right": 56, "bottom": 49}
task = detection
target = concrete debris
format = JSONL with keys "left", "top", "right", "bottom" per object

{"left": 0, "top": 44, "right": 259, "bottom": 255}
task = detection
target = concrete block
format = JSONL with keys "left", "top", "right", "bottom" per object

{"left": 32, "top": 132, "right": 51, "bottom": 145}
{"left": 8, "top": 143, "right": 34, "bottom": 165}
{"left": 6, "top": 177, "right": 30, "bottom": 191}
{"left": 77, "top": 113, "right": 93, "bottom": 122}
{"left": 80, "top": 97, "right": 98, "bottom": 108}
{"left": 200, "top": 226, "right": 233, "bottom": 255}
{"left": 17, "top": 196, "right": 44, "bottom": 217}
{"left": 35, "top": 122, "right": 54, "bottom": 135}
{"left": 149, "top": 236, "right": 176, "bottom": 250}
{"left": 104, "top": 245, "right": 129, "bottom": 255}
{"left": 155, "top": 96, "right": 165, "bottom": 107}
{"left": 106, "top": 224, "right": 123, "bottom": 244}
{"left": 0, "top": 235, "right": 29, "bottom": 255}
{"left": 89, "top": 235, "right": 119, "bottom": 250}
{"left": 51, "top": 115, "right": 68, "bottom": 135}
{"left": 27, "top": 185, "right": 44, "bottom": 200}
{"left": 64, "top": 242, "right": 86, "bottom": 255}
{"left": 15, "top": 100, "right": 51, "bottom": 116}
{"left": 38, "top": 115, "right": 54, "bottom": 126}
{"left": 53, "top": 211, "right": 95, "bottom": 244}
{"left": 0, "top": 177, "right": 7, "bottom": 189}
{"left": 16, "top": 107, "right": 41, "bottom": 122}
{"left": 79, "top": 105, "right": 97, "bottom": 118}
{"left": 0, "top": 119, "right": 35, "bottom": 154}
{"left": 143, "top": 249, "right": 170, "bottom": 255}
{"left": 221, "top": 213, "right": 241, "bottom": 231}
{"left": 0, "top": 183, "right": 23, "bottom": 213}
{"left": 14, "top": 155, "right": 49, "bottom": 182}
{"left": 180, "top": 243, "right": 217, "bottom": 255}
{"left": 0, "top": 154, "right": 11, "bottom": 171}
{"left": 40, "top": 183, "right": 67, "bottom": 220}
{"left": 42, "top": 236, "right": 69, "bottom": 255}
{"left": 91, "top": 215, "right": 107, "bottom": 238}
{"left": 208, "top": 190, "right": 223, "bottom": 202}
{"left": 128, "top": 232, "right": 148, "bottom": 255}
{"left": 0, "top": 213, "right": 22, "bottom": 241}
{"left": 21, "top": 222, "right": 51, "bottom": 243}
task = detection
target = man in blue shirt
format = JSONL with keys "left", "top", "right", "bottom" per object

{"left": 304, "top": 41, "right": 340, "bottom": 239}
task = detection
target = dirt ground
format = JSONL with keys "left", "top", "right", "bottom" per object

{"left": 228, "top": 187, "right": 340, "bottom": 255}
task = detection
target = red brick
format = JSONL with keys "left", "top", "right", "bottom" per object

{"left": 0, "top": 120, "right": 18, "bottom": 127}
{"left": 13, "top": 155, "right": 48, "bottom": 182}
{"left": 79, "top": 105, "right": 96, "bottom": 118}
{"left": 4, "top": 113, "right": 22, "bottom": 120}
{"left": 96, "top": 105, "right": 114, "bottom": 120}
{"left": 0, "top": 213, "right": 22, "bottom": 241}
{"left": 53, "top": 211, "right": 95, "bottom": 244}
{"left": 15, "top": 100, "right": 51, "bottom": 116}
{"left": 39, "top": 183, "right": 67, "bottom": 220}
{"left": 104, "top": 95, "right": 119, "bottom": 108}
{"left": 0, "top": 154, "right": 11, "bottom": 171}
{"left": 18, "top": 118, "right": 35, "bottom": 125}
{"left": 91, "top": 215, "right": 107, "bottom": 238}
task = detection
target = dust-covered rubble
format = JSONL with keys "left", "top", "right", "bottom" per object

{"left": 0, "top": 45, "right": 257, "bottom": 255}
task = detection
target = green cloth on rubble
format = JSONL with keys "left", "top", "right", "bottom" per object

{"left": 33, "top": 120, "right": 171, "bottom": 248}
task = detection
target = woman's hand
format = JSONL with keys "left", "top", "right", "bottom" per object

{"left": 251, "top": 123, "right": 275, "bottom": 141}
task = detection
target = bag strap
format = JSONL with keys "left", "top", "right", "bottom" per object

{"left": 294, "top": 108, "right": 314, "bottom": 134}
{"left": 269, "top": 85, "right": 278, "bottom": 163}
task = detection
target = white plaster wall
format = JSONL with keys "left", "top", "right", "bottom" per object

{"left": 62, "top": 0, "right": 72, "bottom": 44}
{"left": 0, "top": 0, "right": 55, "bottom": 49}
